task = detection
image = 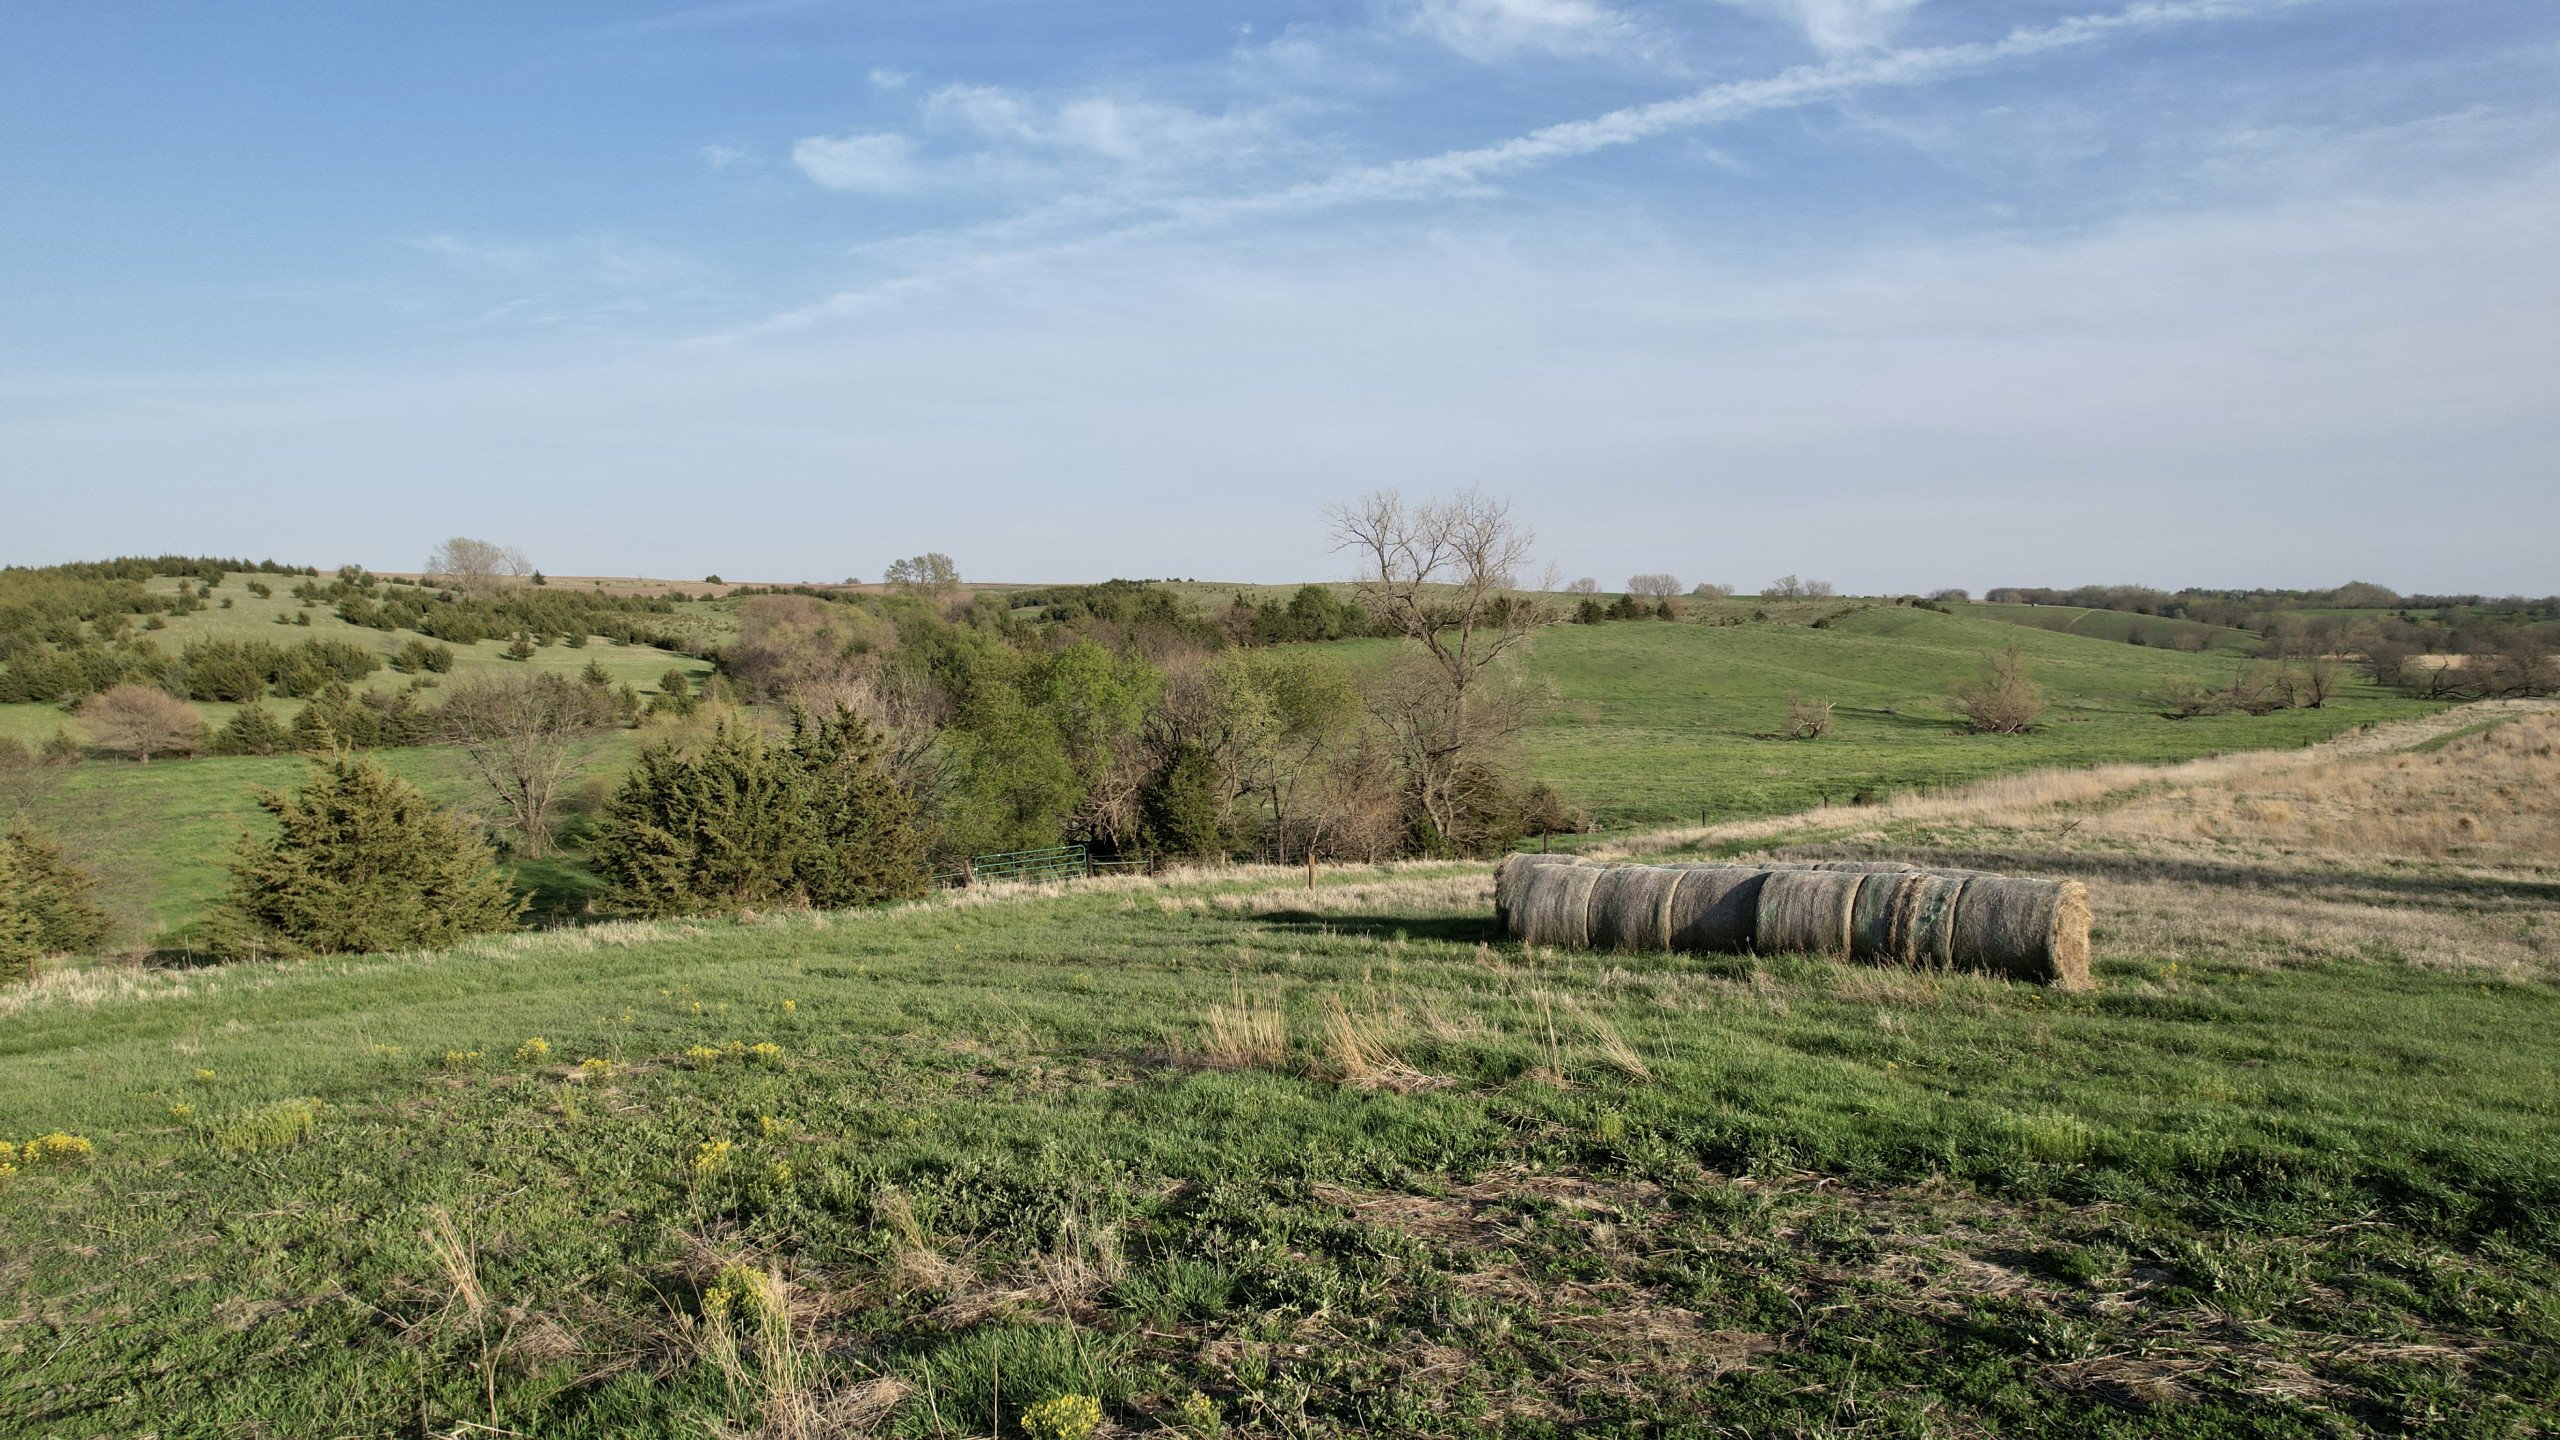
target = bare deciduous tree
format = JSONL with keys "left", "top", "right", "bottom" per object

{"left": 1564, "top": 577, "right": 1600, "bottom": 596}
{"left": 1626, "top": 574, "right": 1682, "bottom": 601}
{"left": 1327, "top": 488, "right": 1555, "bottom": 846}
{"left": 438, "top": 672, "right": 622, "bottom": 857}
{"left": 425, "top": 537, "right": 532, "bottom": 597}
{"left": 1949, "top": 646, "right": 2047, "bottom": 734}
{"left": 1762, "top": 575, "right": 1807, "bottom": 599}
{"left": 1783, "top": 693, "right": 1834, "bottom": 740}
{"left": 80, "top": 685, "right": 206, "bottom": 764}
{"left": 1691, "top": 582, "right": 1735, "bottom": 599}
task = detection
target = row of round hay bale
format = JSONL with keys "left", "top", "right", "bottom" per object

{"left": 1495, "top": 852, "right": 2092, "bottom": 989}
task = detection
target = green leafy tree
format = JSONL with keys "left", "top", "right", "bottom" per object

{"left": 216, "top": 753, "right": 522, "bottom": 957}
{"left": 0, "top": 826, "right": 115, "bottom": 979}
{"left": 789, "top": 708, "right": 929, "bottom": 905}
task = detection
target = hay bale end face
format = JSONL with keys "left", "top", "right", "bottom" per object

{"left": 1949, "top": 877, "right": 2094, "bottom": 990}
{"left": 1498, "top": 852, "right": 2093, "bottom": 988}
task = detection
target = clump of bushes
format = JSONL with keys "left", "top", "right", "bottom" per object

{"left": 593, "top": 709, "right": 927, "bottom": 917}
{"left": 209, "top": 752, "right": 523, "bottom": 958}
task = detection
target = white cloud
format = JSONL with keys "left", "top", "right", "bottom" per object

{"left": 869, "top": 67, "right": 911, "bottom": 89}
{"left": 792, "top": 131, "right": 921, "bottom": 192}
{"left": 701, "top": 143, "right": 752, "bottom": 169}
{"left": 1724, "top": 0, "right": 1929, "bottom": 56}
{"left": 1400, "top": 0, "right": 1635, "bottom": 62}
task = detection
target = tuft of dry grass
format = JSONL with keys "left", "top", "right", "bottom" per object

{"left": 1320, "top": 994, "right": 1443, "bottom": 1092}
{"left": 1195, "top": 989, "right": 1288, "bottom": 1070}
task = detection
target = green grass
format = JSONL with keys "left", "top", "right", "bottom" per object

{"left": 1307, "top": 604, "right": 2427, "bottom": 825}
{"left": 1965, "top": 601, "right": 2260, "bottom": 655}
{"left": 2, "top": 866, "right": 2552, "bottom": 1436}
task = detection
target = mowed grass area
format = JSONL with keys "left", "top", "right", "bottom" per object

{"left": 1309, "top": 603, "right": 2427, "bottom": 825}
{"left": 2, "top": 780, "right": 2555, "bottom": 1438}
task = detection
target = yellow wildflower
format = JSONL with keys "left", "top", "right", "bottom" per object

{"left": 21, "top": 1133, "right": 94, "bottom": 1166}
{"left": 683, "top": 1045, "right": 722, "bottom": 1068}
{"left": 514, "top": 1037, "right": 551, "bottom": 1064}
{"left": 442, "top": 1049, "right": 483, "bottom": 1069}
{"left": 746, "top": 1042, "right": 783, "bottom": 1065}
{"left": 692, "top": 1139, "right": 734, "bottom": 1178}
{"left": 1021, "top": 1394, "right": 1103, "bottom": 1440}
{"left": 578, "top": 1057, "right": 614, "bottom": 1080}
{"left": 781, "top": 999, "right": 796, "bottom": 1013}
{"left": 193, "top": 1069, "right": 217, "bottom": 1084}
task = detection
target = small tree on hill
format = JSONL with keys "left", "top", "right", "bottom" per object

{"left": 884, "top": 553, "right": 961, "bottom": 595}
{"left": 1950, "top": 646, "right": 2047, "bottom": 734}
{"left": 216, "top": 753, "right": 522, "bottom": 957}
{"left": 0, "top": 826, "right": 115, "bottom": 980}
{"left": 210, "top": 702, "right": 291, "bottom": 756}
{"left": 425, "top": 537, "right": 531, "bottom": 597}
{"left": 1626, "top": 574, "right": 1682, "bottom": 601}
{"left": 439, "top": 671, "right": 626, "bottom": 857}
{"left": 80, "top": 684, "right": 206, "bottom": 764}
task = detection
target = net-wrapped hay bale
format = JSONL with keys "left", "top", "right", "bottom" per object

{"left": 1665, "top": 866, "right": 1770, "bottom": 953}
{"left": 1587, "top": 865, "right": 1686, "bottom": 953}
{"left": 1848, "top": 871, "right": 1917, "bottom": 962}
{"left": 1948, "top": 877, "right": 2093, "bottom": 990}
{"left": 1495, "top": 853, "right": 1583, "bottom": 927}
{"left": 1513, "top": 861, "right": 1604, "bottom": 950}
{"left": 1754, "top": 870, "right": 1865, "bottom": 958}
{"left": 1884, "top": 874, "right": 1970, "bottom": 969}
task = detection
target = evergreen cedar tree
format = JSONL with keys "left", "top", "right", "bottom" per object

{"left": 1143, "top": 742, "right": 1226, "bottom": 859}
{"left": 217, "top": 752, "right": 524, "bottom": 957}
{"left": 0, "top": 827, "right": 115, "bottom": 979}
{"left": 593, "top": 708, "right": 927, "bottom": 917}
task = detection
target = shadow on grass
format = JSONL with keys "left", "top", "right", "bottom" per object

{"left": 1249, "top": 911, "right": 1504, "bottom": 946}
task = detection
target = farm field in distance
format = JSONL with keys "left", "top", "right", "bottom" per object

{"left": 2, "top": 700, "right": 2553, "bottom": 1436}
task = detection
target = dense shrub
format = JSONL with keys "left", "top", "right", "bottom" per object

{"left": 1949, "top": 647, "right": 2048, "bottom": 734}
{"left": 594, "top": 710, "right": 927, "bottom": 917}
{"left": 0, "top": 826, "right": 115, "bottom": 978}
{"left": 213, "top": 753, "right": 522, "bottom": 957}
{"left": 209, "top": 702, "right": 292, "bottom": 756}
{"left": 79, "top": 684, "right": 206, "bottom": 763}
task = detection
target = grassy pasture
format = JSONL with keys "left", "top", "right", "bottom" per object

{"left": 2, "top": 707, "right": 2554, "bottom": 1436}
{"left": 1964, "top": 601, "right": 2260, "bottom": 655}
{"left": 1303, "top": 603, "right": 2426, "bottom": 825}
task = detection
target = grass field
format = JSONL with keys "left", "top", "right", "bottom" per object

{"left": 2, "top": 704, "right": 2552, "bottom": 1437}
{"left": 1964, "top": 602, "right": 2260, "bottom": 655}
{"left": 1306, "top": 602, "right": 2426, "bottom": 826}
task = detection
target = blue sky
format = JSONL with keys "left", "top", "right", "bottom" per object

{"left": 3, "top": 0, "right": 2555, "bottom": 593}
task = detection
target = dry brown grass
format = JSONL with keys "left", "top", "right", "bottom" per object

{"left": 1194, "top": 989, "right": 1288, "bottom": 1070}
{"left": 1320, "top": 994, "right": 1444, "bottom": 1092}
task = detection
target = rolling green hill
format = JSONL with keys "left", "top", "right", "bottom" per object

{"left": 1302, "top": 602, "right": 2420, "bottom": 825}
{"left": 1963, "top": 601, "right": 2258, "bottom": 655}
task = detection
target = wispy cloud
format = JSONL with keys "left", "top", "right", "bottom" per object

{"left": 1722, "top": 0, "right": 1930, "bottom": 56}
{"left": 793, "top": 131, "right": 920, "bottom": 192}
{"left": 1398, "top": 0, "right": 1642, "bottom": 62}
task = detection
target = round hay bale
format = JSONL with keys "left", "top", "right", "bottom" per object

{"left": 1664, "top": 866, "right": 1769, "bottom": 953}
{"left": 1513, "top": 861, "right": 1604, "bottom": 950}
{"left": 1754, "top": 870, "right": 1864, "bottom": 958}
{"left": 1495, "top": 853, "right": 1582, "bottom": 925}
{"left": 1848, "top": 871, "right": 1917, "bottom": 961}
{"left": 1587, "top": 865, "right": 1686, "bottom": 953}
{"left": 1884, "top": 874, "right": 1970, "bottom": 969}
{"left": 1948, "top": 877, "right": 2094, "bottom": 990}
{"left": 1807, "top": 860, "right": 1918, "bottom": 874}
